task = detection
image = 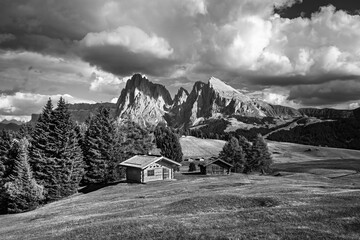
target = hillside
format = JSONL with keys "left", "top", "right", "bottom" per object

{"left": 179, "top": 136, "right": 226, "bottom": 158}
{"left": 1, "top": 139, "right": 360, "bottom": 239}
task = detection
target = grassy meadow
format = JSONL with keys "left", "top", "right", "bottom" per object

{"left": 0, "top": 138, "right": 360, "bottom": 239}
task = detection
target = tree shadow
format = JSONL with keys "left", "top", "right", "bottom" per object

{"left": 181, "top": 172, "right": 203, "bottom": 176}
{"left": 79, "top": 180, "right": 132, "bottom": 194}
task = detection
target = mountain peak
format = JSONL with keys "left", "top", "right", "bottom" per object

{"left": 115, "top": 73, "right": 173, "bottom": 126}
{"left": 208, "top": 76, "right": 240, "bottom": 94}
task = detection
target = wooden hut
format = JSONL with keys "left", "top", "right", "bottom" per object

{"left": 119, "top": 155, "right": 181, "bottom": 183}
{"left": 198, "top": 158, "right": 232, "bottom": 175}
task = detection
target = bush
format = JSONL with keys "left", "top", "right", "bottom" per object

{"left": 188, "top": 162, "right": 196, "bottom": 172}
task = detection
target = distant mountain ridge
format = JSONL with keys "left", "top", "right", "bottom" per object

{"left": 4, "top": 74, "right": 357, "bottom": 130}
{"left": 113, "top": 74, "right": 357, "bottom": 127}
{"left": 30, "top": 102, "right": 117, "bottom": 124}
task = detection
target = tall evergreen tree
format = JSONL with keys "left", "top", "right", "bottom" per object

{"left": 82, "top": 107, "right": 117, "bottom": 184}
{"left": 116, "top": 121, "right": 154, "bottom": 159}
{"left": 219, "top": 137, "right": 245, "bottom": 173}
{"left": 0, "top": 130, "right": 12, "bottom": 181}
{"left": 29, "top": 98, "right": 53, "bottom": 183}
{"left": 154, "top": 126, "right": 183, "bottom": 162}
{"left": 244, "top": 134, "right": 273, "bottom": 174}
{"left": 46, "top": 97, "right": 84, "bottom": 200}
{"left": 0, "top": 139, "right": 44, "bottom": 214}
{"left": 29, "top": 97, "right": 84, "bottom": 201}
{"left": 238, "top": 135, "right": 252, "bottom": 161}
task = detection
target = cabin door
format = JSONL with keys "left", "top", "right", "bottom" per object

{"left": 163, "top": 168, "right": 169, "bottom": 179}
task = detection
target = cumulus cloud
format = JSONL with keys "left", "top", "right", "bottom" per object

{"left": 81, "top": 26, "right": 173, "bottom": 58}
{"left": 1, "top": 0, "right": 360, "bottom": 110}
{"left": 89, "top": 72, "right": 130, "bottom": 95}
{"left": 79, "top": 25, "right": 177, "bottom": 76}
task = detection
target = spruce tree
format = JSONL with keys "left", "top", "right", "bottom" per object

{"left": 29, "top": 97, "right": 84, "bottom": 201}
{"left": 0, "top": 130, "right": 12, "bottom": 181}
{"left": 219, "top": 137, "right": 245, "bottom": 173}
{"left": 154, "top": 126, "right": 183, "bottom": 162}
{"left": 244, "top": 134, "right": 273, "bottom": 174}
{"left": 46, "top": 97, "right": 84, "bottom": 200}
{"left": 83, "top": 107, "right": 117, "bottom": 184}
{"left": 0, "top": 139, "right": 44, "bottom": 214}
{"left": 29, "top": 98, "right": 53, "bottom": 183}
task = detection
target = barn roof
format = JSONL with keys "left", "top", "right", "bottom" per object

{"left": 119, "top": 155, "right": 181, "bottom": 169}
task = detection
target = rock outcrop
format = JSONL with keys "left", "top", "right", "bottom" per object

{"left": 172, "top": 77, "right": 271, "bottom": 126}
{"left": 115, "top": 74, "right": 173, "bottom": 126}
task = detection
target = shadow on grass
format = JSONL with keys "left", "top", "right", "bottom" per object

{"left": 181, "top": 171, "right": 203, "bottom": 175}
{"left": 273, "top": 159, "right": 360, "bottom": 173}
{"left": 79, "top": 180, "right": 134, "bottom": 194}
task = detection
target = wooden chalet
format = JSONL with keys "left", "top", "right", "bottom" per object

{"left": 198, "top": 158, "right": 233, "bottom": 175}
{"left": 119, "top": 155, "right": 181, "bottom": 183}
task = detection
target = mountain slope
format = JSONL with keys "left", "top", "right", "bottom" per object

{"left": 115, "top": 74, "right": 173, "bottom": 126}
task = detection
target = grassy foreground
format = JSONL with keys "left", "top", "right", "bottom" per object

{"left": 0, "top": 139, "right": 360, "bottom": 239}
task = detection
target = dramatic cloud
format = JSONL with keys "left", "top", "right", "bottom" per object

{"left": 1, "top": 0, "right": 360, "bottom": 118}
{"left": 288, "top": 80, "right": 360, "bottom": 105}
{"left": 80, "top": 25, "right": 177, "bottom": 76}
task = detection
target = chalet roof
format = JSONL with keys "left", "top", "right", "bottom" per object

{"left": 199, "top": 158, "right": 233, "bottom": 167}
{"left": 119, "top": 155, "right": 181, "bottom": 169}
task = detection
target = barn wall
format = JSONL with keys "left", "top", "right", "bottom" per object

{"left": 143, "top": 162, "right": 173, "bottom": 183}
{"left": 204, "top": 163, "right": 230, "bottom": 175}
{"left": 126, "top": 167, "right": 142, "bottom": 183}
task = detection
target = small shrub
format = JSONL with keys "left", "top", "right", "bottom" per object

{"left": 188, "top": 162, "right": 196, "bottom": 172}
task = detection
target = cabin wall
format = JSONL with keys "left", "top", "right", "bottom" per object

{"left": 126, "top": 167, "right": 142, "bottom": 183}
{"left": 143, "top": 162, "right": 173, "bottom": 183}
{"left": 204, "top": 163, "right": 230, "bottom": 175}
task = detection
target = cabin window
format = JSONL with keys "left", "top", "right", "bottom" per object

{"left": 147, "top": 170, "right": 155, "bottom": 176}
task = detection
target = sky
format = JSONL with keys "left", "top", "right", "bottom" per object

{"left": 1, "top": 0, "right": 360, "bottom": 121}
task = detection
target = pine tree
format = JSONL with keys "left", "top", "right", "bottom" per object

{"left": 29, "top": 97, "right": 84, "bottom": 201}
{"left": 155, "top": 126, "right": 183, "bottom": 162}
{"left": 219, "top": 137, "right": 245, "bottom": 173}
{"left": 0, "top": 130, "right": 12, "bottom": 181}
{"left": 244, "top": 134, "right": 273, "bottom": 174}
{"left": 29, "top": 98, "right": 53, "bottom": 183}
{"left": 82, "top": 107, "right": 117, "bottom": 184}
{"left": 45, "top": 97, "right": 84, "bottom": 200}
{"left": 0, "top": 139, "right": 44, "bottom": 214}
{"left": 238, "top": 135, "right": 252, "bottom": 161}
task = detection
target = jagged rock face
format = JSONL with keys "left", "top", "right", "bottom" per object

{"left": 299, "top": 108, "right": 354, "bottom": 119}
{"left": 174, "top": 77, "right": 270, "bottom": 126}
{"left": 115, "top": 74, "right": 173, "bottom": 126}
{"left": 173, "top": 87, "right": 189, "bottom": 108}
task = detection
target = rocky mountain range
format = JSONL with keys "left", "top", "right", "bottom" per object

{"left": 3, "top": 73, "right": 355, "bottom": 132}
{"left": 113, "top": 74, "right": 355, "bottom": 127}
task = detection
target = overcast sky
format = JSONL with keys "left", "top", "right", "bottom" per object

{"left": 1, "top": 0, "right": 360, "bottom": 121}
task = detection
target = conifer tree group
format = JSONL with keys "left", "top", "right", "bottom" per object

{"left": 29, "top": 97, "right": 84, "bottom": 201}
{"left": 82, "top": 107, "right": 117, "bottom": 184}
{"left": 154, "top": 125, "right": 183, "bottom": 163}
{"left": 244, "top": 134, "right": 273, "bottom": 174}
{"left": 219, "top": 134, "right": 273, "bottom": 174}
{"left": 219, "top": 137, "right": 245, "bottom": 173}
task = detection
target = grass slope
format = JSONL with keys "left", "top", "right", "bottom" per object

{"left": 1, "top": 138, "right": 360, "bottom": 240}
{"left": 180, "top": 136, "right": 226, "bottom": 158}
